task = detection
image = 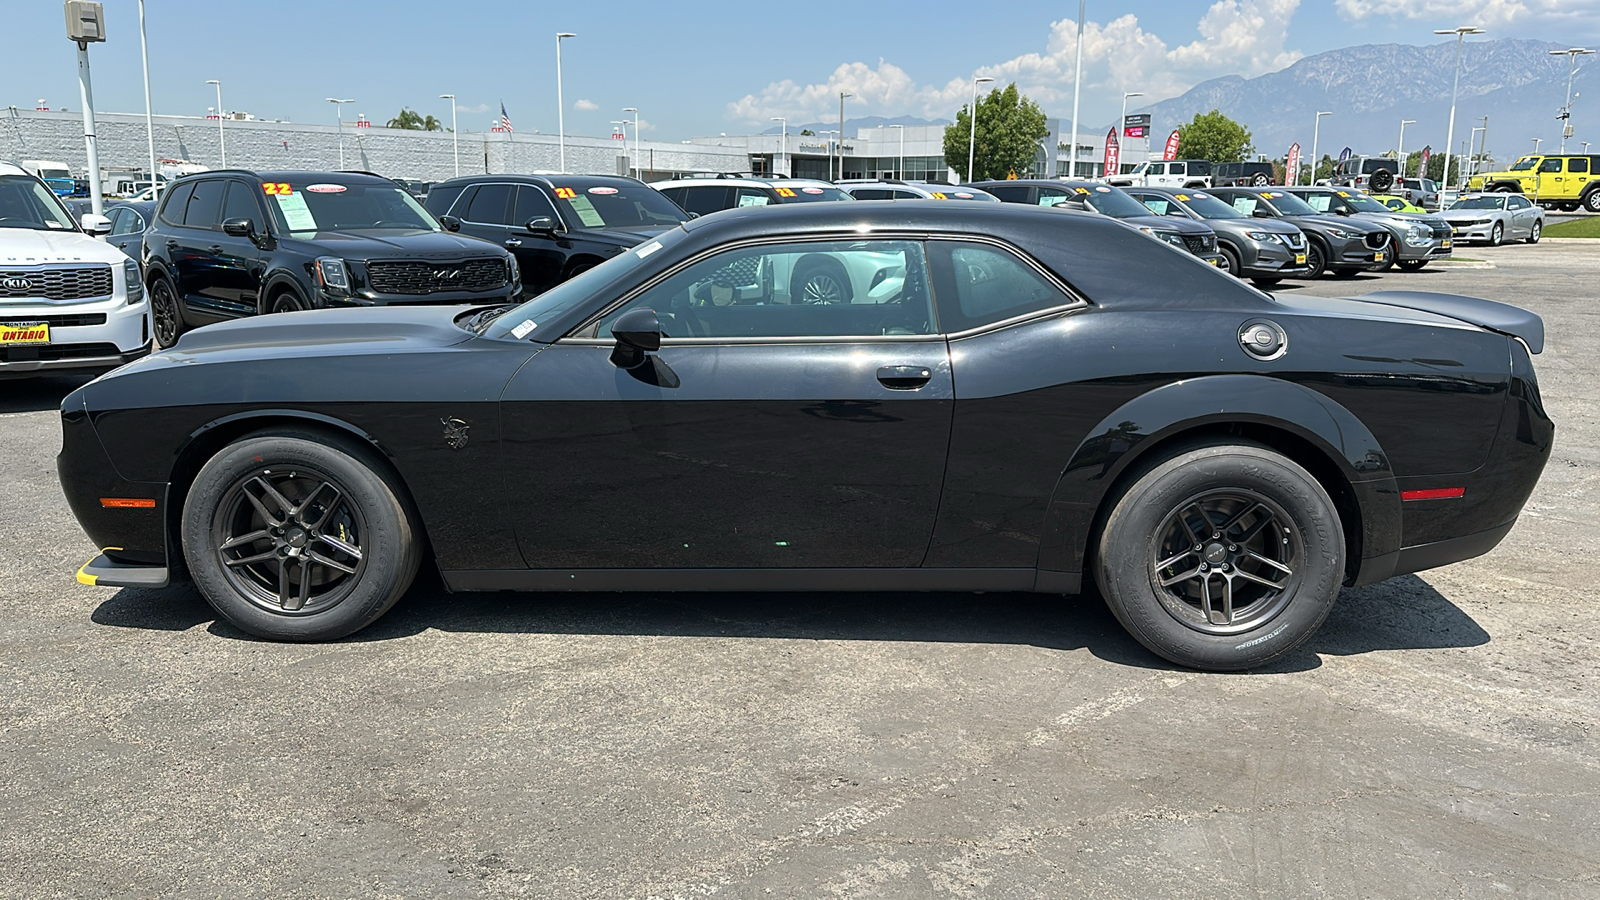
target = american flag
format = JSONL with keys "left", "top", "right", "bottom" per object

{"left": 499, "top": 101, "right": 514, "bottom": 133}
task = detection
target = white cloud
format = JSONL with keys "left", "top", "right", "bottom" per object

{"left": 726, "top": 0, "right": 1303, "bottom": 125}
{"left": 573, "top": 99, "right": 599, "bottom": 111}
{"left": 455, "top": 102, "right": 490, "bottom": 115}
{"left": 1334, "top": 0, "right": 1590, "bottom": 27}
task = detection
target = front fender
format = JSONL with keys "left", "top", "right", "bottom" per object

{"left": 1037, "top": 374, "right": 1400, "bottom": 580}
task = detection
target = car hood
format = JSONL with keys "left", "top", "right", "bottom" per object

{"left": 1285, "top": 214, "right": 1386, "bottom": 234}
{"left": 1438, "top": 208, "right": 1504, "bottom": 221}
{"left": 280, "top": 229, "right": 510, "bottom": 260}
{"left": 1344, "top": 290, "right": 1544, "bottom": 353}
{"left": 1116, "top": 214, "right": 1212, "bottom": 235}
{"left": 0, "top": 227, "right": 128, "bottom": 264}
{"left": 1209, "top": 217, "right": 1300, "bottom": 235}
{"left": 151, "top": 305, "right": 480, "bottom": 365}
{"left": 1354, "top": 210, "right": 1446, "bottom": 228}
{"left": 571, "top": 223, "right": 678, "bottom": 248}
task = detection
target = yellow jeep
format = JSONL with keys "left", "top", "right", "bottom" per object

{"left": 1467, "top": 154, "right": 1600, "bottom": 211}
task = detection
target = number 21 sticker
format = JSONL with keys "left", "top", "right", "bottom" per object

{"left": 554, "top": 187, "right": 577, "bottom": 199}
{"left": 262, "top": 182, "right": 292, "bottom": 195}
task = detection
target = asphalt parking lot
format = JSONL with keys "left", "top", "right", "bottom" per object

{"left": 1, "top": 240, "right": 1595, "bottom": 899}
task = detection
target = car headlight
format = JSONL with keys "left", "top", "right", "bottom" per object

{"left": 1327, "top": 228, "right": 1363, "bottom": 239}
{"left": 123, "top": 259, "right": 143, "bottom": 305}
{"left": 1404, "top": 224, "right": 1430, "bottom": 245}
{"left": 315, "top": 257, "right": 351, "bottom": 294}
{"left": 506, "top": 254, "right": 520, "bottom": 287}
{"left": 1156, "top": 231, "right": 1188, "bottom": 247}
{"left": 1245, "top": 231, "right": 1280, "bottom": 242}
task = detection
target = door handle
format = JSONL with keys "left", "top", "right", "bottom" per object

{"left": 208, "top": 245, "right": 223, "bottom": 254}
{"left": 166, "top": 239, "right": 179, "bottom": 249}
{"left": 877, "top": 364, "right": 932, "bottom": 390}
{"left": 505, "top": 238, "right": 522, "bottom": 247}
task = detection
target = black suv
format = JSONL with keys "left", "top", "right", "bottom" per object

{"left": 1211, "top": 161, "right": 1275, "bottom": 186}
{"left": 144, "top": 170, "right": 518, "bottom": 348}
{"left": 424, "top": 174, "right": 689, "bottom": 296}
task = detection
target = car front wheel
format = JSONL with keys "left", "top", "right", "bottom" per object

{"left": 181, "top": 430, "right": 421, "bottom": 641}
{"left": 1489, "top": 222, "right": 1504, "bottom": 246}
{"left": 1216, "top": 245, "right": 1241, "bottom": 277}
{"left": 1302, "top": 240, "right": 1327, "bottom": 278}
{"left": 1094, "top": 442, "right": 1344, "bottom": 671}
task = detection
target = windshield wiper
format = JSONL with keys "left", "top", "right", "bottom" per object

{"left": 464, "top": 304, "right": 514, "bottom": 335}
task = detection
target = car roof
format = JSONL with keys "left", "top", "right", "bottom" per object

{"left": 653, "top": 177, "right": 838, "bottom": 190}
{"left": 178, "top": 169, "right": 396, "bottom": 185}
{"left": 429, "top": 173, "right": 646, "bottom": 189}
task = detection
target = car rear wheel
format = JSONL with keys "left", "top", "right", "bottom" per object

{"left": 1369, "top": 169, "right": 1394, "bottom": 192}
{"left": 1093, "top": 442, "right": 1344, "bottom": 671}
{"left": 1527, "top": 221, "right": 1542, "bottom": 244}
{"left": 1489, "top": 222, "right": 1504, "bottom": 246}
{"left": 1251, "top": 173, "right": 1271, "bottom": 186}
{"left": 149, "top": 275, "right": 184, "bottom": 349}
{"left": 1585, "top": 191, "right": 1600, "bottom": 213}
{"left": 1216, "top": 245, "right": 1241, "bottom": 278}
{"left": 181, "top": 431, "right": 421, "bottom": 641}
{"left": 1396, "top": 259, "right": 1428, "bottom": 271}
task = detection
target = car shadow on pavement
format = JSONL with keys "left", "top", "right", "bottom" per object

{"left": 0, "top": 373, "right": 95, "bottom": 414}
{"left": 90, "top": 571, "right": 1489, "bottom": 673}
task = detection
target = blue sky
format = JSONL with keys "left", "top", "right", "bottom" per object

{"left": 4, "top": 0, "right": 1596, "bottom": 139}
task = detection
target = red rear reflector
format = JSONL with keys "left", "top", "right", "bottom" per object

{"left": 1401, "top": 488, "right": 1465, "bottom": 501}
{"left": 100, "top": 498, "right": 156, "bottom": 508}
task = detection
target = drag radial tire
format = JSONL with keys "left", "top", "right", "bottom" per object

{"left": 182, "top": 430, "right": 421, "bottom": 641}
{"left": 1093, "top": 442, "right": 1344, "bottom": 671}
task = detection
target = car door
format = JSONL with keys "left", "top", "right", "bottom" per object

{"left": 210, "top": 180, "right": 267, "bottom": 314}
{"left": 507, "top": 185, "right": 568, "bottom": 294}
{"left": 106, "top": 207, "right": 144, "bottom": 259}
{"left": 451, "top": 182, "right": 517, "bottom": 258}
{"left": 499, "top": 236, "right": 952, "bottom": 570}
{"left": 1161, "top": 163, "right": 1183, "bottom": 187}
{"left": 1534, "top": 157, "right": 1564, "bottom": 198}
{"left": 165, "top": 178, "right": 232, "bottom": 322}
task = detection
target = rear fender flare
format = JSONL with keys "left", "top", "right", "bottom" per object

{"left": 1037, "top": 374, "right": 1399, "bottom": 575}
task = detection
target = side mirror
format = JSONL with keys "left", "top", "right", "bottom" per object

{"left": 439, "top": 214, "right": 462, "bottom": 232}
{"left": 82, "top": 213, "right": 111, "bottom": 236}
{"left": 1252, "top": 208, "right": 1272, "bottom": 218}
{"left": 1051, "top": 199, "right": 1093, "bottom": 213}
{"left": 609, "top": 307, "right": 662, "bottom": 370}
{"left": 1336, "top": 207, "right": 1353, "bottom": 216}
{"left": 525, "top": 216, "right": 558, "bottom": 235}
{"left": 222, "top": 217, "right": 255, "bottom": 237}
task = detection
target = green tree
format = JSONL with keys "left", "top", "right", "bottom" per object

{"left": 386, "top": 108, "right": 443, "bottom": 131}
{"left": 799, "top": 128, "right": 815, "bottom": 136}
{"left": 943, "top": 83, "right": 1049, "bottom": 182}
{"left": 1174, "top": 109, "right": 1253, "bottom": 162}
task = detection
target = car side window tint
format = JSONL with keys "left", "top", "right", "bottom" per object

{"left": 851, "top": 188, "right": 891, "bottom": 200}
{"left": 425, "top": 183, "right": 468, "bottom": 217}
{"left": 1569, "top": 157, "right": 1589, "bottom": 174}
{"left": 111, "top": 208, "right": 144, "bottom": 235}
{"left": 733, "top": 187, "right": 771, "bottom": 207}
{"left": 929, "top": 241, "right": 1072, "bottom": 332}
{"left": 182, "top": 179, "right": 225, "bottom": 229}
{"left": 466, "top": 184, "right": 513, "bottom": 224}
{"left": 512, "top": 186, "right": 558, "bottom": 226}
{"left": 984, "top": 185, "right": 1031, "bottom": 203}
{"left": 1037, "top": 188, "right": 1070, "bottom": 207}
{"left": 594, "top": 239, "right": 935, "bottom": 340}
{"left": 678, "top": 186, "right": 731, "bottom": 216}
{"left": 158, "top": 182, "right": 193, "bottom": 224}
{"left": 221, "top": 181, "right": 261, "bottom": 229}
{"left": 1539, "top": 158, "right": 1563, "bottom": 173}
{"left": 893, "top": 190, "right": 922, "bottom": 200}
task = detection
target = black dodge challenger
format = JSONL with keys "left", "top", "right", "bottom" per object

{"left": 59, "top": 202, "right": 1552, "bottom": 671}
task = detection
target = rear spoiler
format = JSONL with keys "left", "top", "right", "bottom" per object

{"left": 1346, "top": 291, "right": 1544, "bottom": 354}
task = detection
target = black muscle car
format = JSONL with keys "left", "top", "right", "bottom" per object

{"left": 59, "top": 202, "right": 1553, "bottom": 671}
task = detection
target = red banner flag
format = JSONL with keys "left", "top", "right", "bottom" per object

{"left": 1420, "top": 145, "right": 1432, "bottom": 178}
{"left": 1162, "top": 130, "right": 1181, "bottom": 161}
{"left": 1104, "top": 128, "right": 1120, "bottom": 177}
{"left": 1286, "top": 142, "right": 1301, "bottom": 186}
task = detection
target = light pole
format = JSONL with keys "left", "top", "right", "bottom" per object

{"left": 66, "top": 3, "right": 106, "bottom": 216}
{"left": 1532, "top": 137, "right": 1543, "bottom": 153}
{"left": 837, "top": 91, "right": 852, "bottom": 180}
{"left": 771, "top": 117, "right": 787, "bottom": 177}
{"left": 1397, "top": 118, "right": 1416, "bottom": 177}
{"left": 440, "top": 93, "right": 459, "bottom": 176}
{"left": 966, "top": 75, "right": 994, "bottom": 183}
{"left": 1477, "top": 115, "right": 1489, "bottom": 176}
{"left": 624, "top": 107, "right": 641, "bottom": 180}
{"left": 890, "top": 123, "right": 903, "bottom": 178}
{"left": 326, "top": 98, "right": 354, "bottom": 168}
{"left": 1120, "top": 91, "right": 1144, "bottom": 169}
{"left": 1068, "top": 0, "right": 1086, "bottom": 180}
{"left": 556, "top": 32, "right": 576, "bottom": 173}
{"left": 138, "top": 0, "right": 157, "bottom": 198}
{"left": 1310, "top": 110, "right": 1332, "bottom": 185}
{"left": 206, "top": 80, "right": 224, "bottom": 166}
{"left": 823, "top": 130, "right": 838, "bottom": 181}
{"left": 1585, "top": 141, "right": 1592, "bottom": 153}
{"left": 1468, "top": 125, "right": 1485, "bottom": 180}
{"left": 1435, "top": 25, "right": 1485, "bottom": 207}
{"left": 1550, "top": 48, "right": 1595, "bottom": 152}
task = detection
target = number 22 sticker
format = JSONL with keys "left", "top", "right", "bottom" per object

{"left": 262, "top": 182, "right": 292, "bottom": 195}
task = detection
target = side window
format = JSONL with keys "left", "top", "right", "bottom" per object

{"left": 892, "top": 190, "right": 922, "bottom": 200}
{"left": 733, "top": 187, "right": 772, "bottom": 207}
{"left": 158, "top": 182, "right": 194, "bottom": 225}
{"left": 511, "top": 185, "right": 558, "bottom": 226}
{"left": 102, "top": 208, "right": 124, "bottom": 232}
{"left": 181, "top": 179, "right": 225, "bottom": 229}
{"left": 656, "top": 187, "right": 686, "bottom": 206}
{"left": 679, "top": 186, "right": 732, "bottom": 216}
{"left": 851, "top": 188, "right": 891, "bottom": 200}
{"left": 931, "top": 241, "right": 1072, "bottom": 332}
{"left": 1539, "top": 158, "right": 1563, "bottom": 173}
{"left": 1298, "top": 192, "right": 1332, "bottom": 213}
{"left": 1507, "top": 196, "right": 1526, "bottom": 209}
{"left": 221, "top": 181, "right": 262, "bottom": 229}
{"left": 1135, "top": 196, "right": 1178, "bottom": 216}
{"left": 594, "top": 239, "right": 935, "bottom": 340}
{"left": 1036, "top": 187, "right": 1070, "bottom": 207}
{"left": 984, "top": 185, "right": 1031, "bottom": 203}
{"left": 111, "top": 208, "right": 145, "bottom": 235}
{"left": 1170, "top": 163, "right": 1186, "bottom": 175}
{"left": 1148, "top": 163, "right": 1166, "bottom": 175}
{"left": 1228, "top": 194, "right": 1259, "bottom": 215}
{"left": 424, "top": 183, "right": 468, "bottom": 217}
{"left": 466, "top": 183, "right": 514, "bottom": 224}
{"left": 1568, "top": 157, "right": 1589, "bottom": 174}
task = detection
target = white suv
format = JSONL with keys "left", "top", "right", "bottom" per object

{"left": 1106, "top": 160, "right": 1213, "bottom": 189}
{"left": 0, "top": 162, "right": 149, "bottom": 376}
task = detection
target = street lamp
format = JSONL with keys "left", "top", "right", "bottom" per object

{"left": 440, "top": 93, "right": 459, "bottom": 176}
{"left": 1550, "top": 48, "right": 1595, "bottom": 152}
{"left": 966, "top": 75, "right": 995, "bottom": 183}
{"left": 822, "top": 130, "right": 838, "bottom": 181}
{"left": 1468, "top": 125, "right": 1485, "bottom": 180}
{"left": 206, "top": 80, "right": 224, "bottom": 167}
{"left": 1397, "top": 118, "right": 1416, "bottom": 177}
{"left": 1120, "top": 91, "right": 1144, "bottom": 171}
{"left": 1585, "top": 141, "right": 1593, "bottom": 153}
{"left": 624, "top": 107, "right": 641, "bottom": 180}
{"left": 326, "top": 97, "right": 354, "bottom": 168}
{"left": 1310, "top": 111, "right": 1332, "bottom": 186}
{"left": 1435, "top": 25, "right": 1485, "bottom": 207}
{"left": 771, "top": 117, "right": 787, "bottom": 177}
{"left": 138, "top": 0, "right": 157, "bottom": 199}
{"left": 556, "top": 32, "right": 576, "bottom": 173}
{"left": 1532, "top": 137, "right": 1543, "bottom": 153}
{"left": 837, "top": 92, "right": 853, "bottom": 181}
{"left": 890, "top": 123, "right": 904, "bottom": 178}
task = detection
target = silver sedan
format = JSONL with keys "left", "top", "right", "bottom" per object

{"left": 1440, "top": 193, "right": 1545, "bottom": 245}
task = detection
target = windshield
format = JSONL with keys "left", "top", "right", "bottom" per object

{"left": 1079, "top": 187, "right": 1156, "bottom": 218}
{"left": 1338, "top": 191, "right": 1390, "bottom": 213}
{"left": 775, "top": 185, "right": 854, "bottom": 203}
{"left": 0, "top": 175, "right": 79, "bottom": 230}
{"left": 1257, "top": 190, "right": 1318, "bottom": 216}
{"left": 487, "top": 228, "right": 689, "bottom": 340}
{"left": 262, "top": 180, "right": 437, "bottom": 232}
{"left": 1509, "top": 157, "right": 1538, "bottom": 172}
{"left": 1174, "top": 191, "right": 1246, "bottom": 219}
{"left": 1450, "top": 196, "right": 1506, "bottom": 210}
{"left": 551, "top": 183, "right": 689, "bottom": 229}
{"left": 38, "top": 168, "right": 72, "bottom": 181}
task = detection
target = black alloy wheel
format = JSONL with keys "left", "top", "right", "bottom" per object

{"left": 1302, "top": 240, "right": 1327, "bottom": 279}
{"left": 1396, "top": 259, "right": 1428, "bottom": 271}
{"left": 149, "top": 276, "right": 183, "bottom": 349}
{"left": 1489, "top": 222, "right": 1504, "bottom": 246}
{"left": 1370, "top": 169, "right": 1394, "bottom": 192}
{"left": 182, "top": 431, "right": 421, "bottom": 641}
{"left": 790, "top": 257, "right": 853, "bottom": 305}
{"left": 1094, "top": 442, "right": 1343, "bottom": 670}
{"left": 1527, "top": 220, "right": 1542, "bottom": 244}
{"left": 1216, "top": 245, "right": 1241, "bottom": 277}
{"left": 271, "top": 291, "right": 309, "bottom": 314}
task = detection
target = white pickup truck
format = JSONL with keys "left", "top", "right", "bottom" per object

{"left": 1106, "top": 159, "right": 1213, "bottom": 189}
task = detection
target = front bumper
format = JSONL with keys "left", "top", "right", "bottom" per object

{"left": 1239, "top": 239, "right": 1311, "bottom": 277}
{"left": 321, "top": 285, "right": 521, "bottom": 308}
{"left": 1444, "top": 221, "right": 1501, "bottom": 243}
{"left": 0, "top": 295, "right": 151, "bottom": 376}
{"left": 1328, "top": 237, "right": 1392, "bottom": 270}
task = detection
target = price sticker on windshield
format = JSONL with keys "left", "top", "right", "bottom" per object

{"left": 262, "top": 182, "right": 293, "bottom": 195}
{"left": 553, "top": 187, "right": 577, "bottom": 199}
{"left": 775, "top": 188, "right": 797, "bottom": 197}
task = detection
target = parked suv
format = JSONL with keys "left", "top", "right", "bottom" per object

{"left": 1329, "top": 156, "right": 1404, "bottom": 193}
{"left": 1124, "top": 187, "right": 1309, "bottom": 286}
{"left": 1211, "top": 161, "right": 1275, "bottom": 186}
{"left": 1466, "top": 154, "right": 1600, "bottom": 211}
{"left": 972, "top": 179, "right": 1223, "bottom": 265}
{"left": 143, "top": 170, "right": 519, "bottom": 348}
{"left": 1393, "top": 177, "right": 1440, "bottom": 209}
{"left": 838, "top": 180, "right": 999, "bottom": 201}
{"left": 0, "top": 162, "right": 149, "bottom": 376}
{"left": 425, "top": 174, "right": 689, "bottom": 296}
{"left": 1106, "top": 159, "right": 1212, "bottom": 189}
{"left": 1207, "top": 186, "right": 1393, "bottom": 278}
{"left": 1283, "top": 187, "right": 1453, "bottom": 271}
{"left": 652, "top": 177, "right": 853, "bottom": 216}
